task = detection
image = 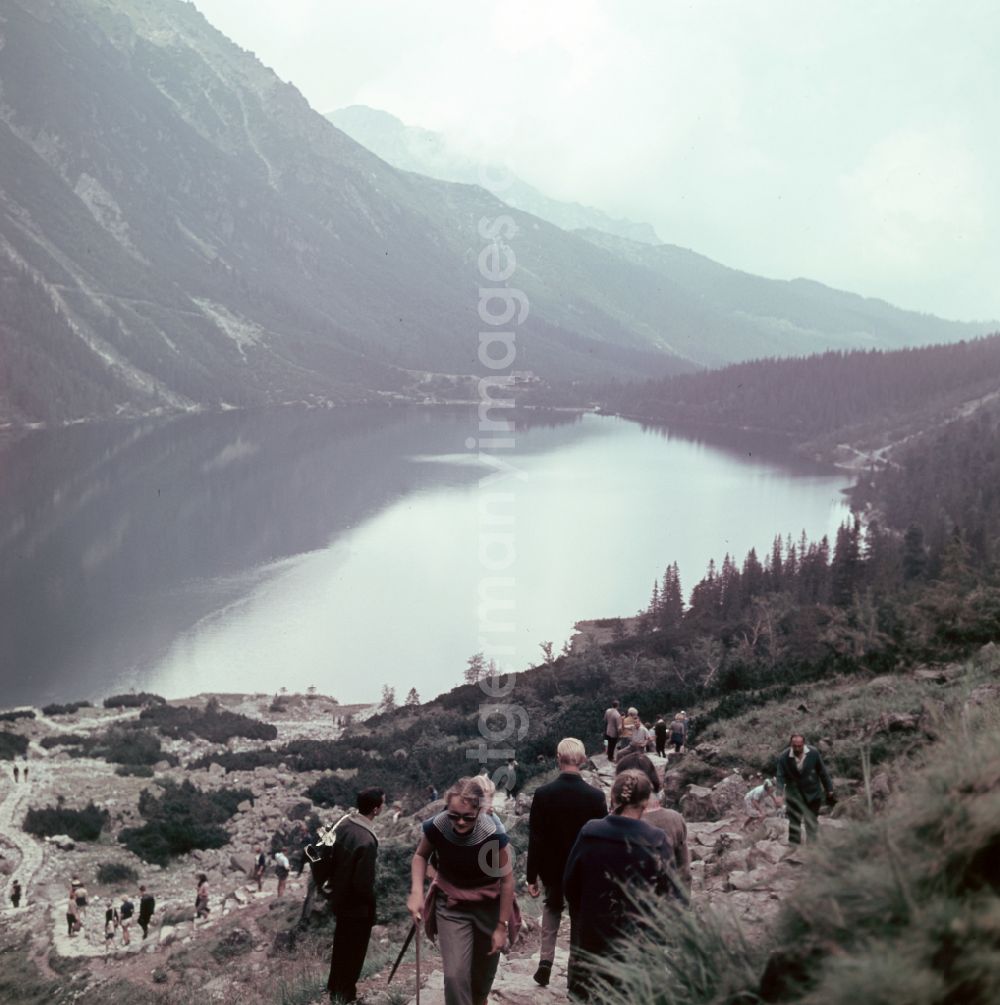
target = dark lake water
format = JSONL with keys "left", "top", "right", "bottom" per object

{"left": 0, "top": 406, "right": 851, "bottom": 708}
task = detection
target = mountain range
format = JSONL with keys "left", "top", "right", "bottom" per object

{"left": 0, "top": 0, "right": 994, "bottom": 427}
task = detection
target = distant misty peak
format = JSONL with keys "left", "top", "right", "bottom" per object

{"left": 327, "top": 104, "right": 663, "bottom": 245}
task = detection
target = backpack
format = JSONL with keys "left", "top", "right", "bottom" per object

{"left": 304, "top": 814, "right": 352, "bottom": 901}
{"left": 120, "top": 899, "right": 134, "bottom": 919}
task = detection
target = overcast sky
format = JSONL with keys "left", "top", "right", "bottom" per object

{"left": 193, "top": 0, "right": 999, "bottom": 323}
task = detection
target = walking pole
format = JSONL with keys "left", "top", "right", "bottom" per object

{"left": 415, "top": 919, "right": 421, "bottom": 1005}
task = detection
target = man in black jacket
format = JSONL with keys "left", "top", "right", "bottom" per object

{"left": 526, "top": 737, "right": 607, "bottom": 988}
{"left": 326, "top": 786, "right": 384, "bottom": 1003}
{"left": 775, "top": 733, "right": 835, "bottom": 845}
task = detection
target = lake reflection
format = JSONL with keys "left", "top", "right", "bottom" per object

{"left": 0, "top": 407, "right": 850, "bottom": 706}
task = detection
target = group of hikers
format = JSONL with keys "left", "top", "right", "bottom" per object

{"left": 314, "top": 708, "right": 835, "bottom": 1005}
{"left": 63, "top": 878, "right": 156, "bottom": 953}
{"left": 602, "top": 700, "right": 689, "bottom": 761}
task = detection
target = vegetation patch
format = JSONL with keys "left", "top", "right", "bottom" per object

{"left": 0, "top": 730, "right": 29, "bottom": 760}
{"left": 140, "top": 697, "right": 277, "bottom": 743}
{"left": 188, "top": 747, "right": 284, "bottom": 772}
{"left": 103, "top": 692, "right": 166, "bottom": 708}
{"left": 23, "top": 801, "right": 109, "bottom": 841}
{"left": 0, "top": 708, "right": 35, "bottom": 722}
{"left": 118, "top": 779, "right": 252, "bottom": 865}
{"left": 96, "top": 862, "right": 140, "bottom": 885}
{"left": 41, "top": 700, "right": 93, "bottom": 715}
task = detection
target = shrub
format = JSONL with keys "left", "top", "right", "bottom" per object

{"left": 96, "top": 862, "right": 139, "bottom": 885}
{"left": 40, "top": 734, "right": 87, "bottom": 749}
{"left": 188, "top": 748, "right": 284, "bottom": 773}
{"left": 55, "top": 724, "right": 177, "bottom": 767}
{"left": 103, "top": 692, "right": 165, "bottom": 709}
{"left": 118, "top": 780, "right": 252, "bottom": 866}
{"left": 210, "top": 926, "right": 254, "bottom": 962}
{"left": 0, "top": 731, "right": 29, "bottom": 760}
{"left": 0, "top": 709, "right": 35, "bottom": 722}
{"left": 23, "top": 802, "right": 109, "bottom": 841}
{"left": 116, "top": 764, "right": 154, "bottom": 778}
{"left": 41, "top": 701, "right": 93, "bottom": 716}
{"left": 140, "top": 700, "right": 277, "bottom": 743}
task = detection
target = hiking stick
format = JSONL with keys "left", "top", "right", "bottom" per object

{"left": 387, "top": 921, "right": 415, "bottom": 985}
{"left": 415, "top": 921, "right": 421, "bottom": 1005}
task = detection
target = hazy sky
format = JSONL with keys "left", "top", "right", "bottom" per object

{"left": 193, "top": 0, "right": 999, "bottom": 323}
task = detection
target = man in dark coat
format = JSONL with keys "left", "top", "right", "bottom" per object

{"left": 526, "top": 737, "right": 607, "bottom": 988}
{"left": 326, "top": 786, "right": 384, "bottom": 1003}
{"left": 137, "top": 885, "right": 155, "bottom": 939}
{"left": 775, "top": 732, "right": 835, "bottom": 845}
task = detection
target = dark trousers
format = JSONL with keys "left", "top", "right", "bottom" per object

{"left": 786, "top": 791, "right": 822, "bottom": 844}
{"left": 328, "top": 912, "right": 373, "bottom": 1002}
{"left": 605, "top": 736, "right": 618, "bottom": 762}
{"left": 655, "top": 739, "right": 666, "bottom": 757}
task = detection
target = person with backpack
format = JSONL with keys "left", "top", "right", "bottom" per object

{"left": 10, "top": 879, "right": 22, "bottom": 908}
{"left": 324, "top": 787, "right": 385, "bottom": 1004}
{"left": 252, "top": 845, "right": 266, "bottom": 891}
{"left": 119, "top": 894, "right": 134, "bottom": 944}
{"left": 137, "top": 885, "right": 155, "bottom": 939}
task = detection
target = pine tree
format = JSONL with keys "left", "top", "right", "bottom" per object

{"left": 379, "top": 685, "right": 396, "bottom": 714}
{"left": 464, "top": 652, "right": 487, "bottom": 685}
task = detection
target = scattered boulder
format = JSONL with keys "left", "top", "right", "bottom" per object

{"left": 872, "top": 712, "right": 920, "bottom": 734}
{"left": 679, "top": 784, "right": 716, "bottom": 822}
{"left": 966, "top": 684, "right": 1000, "bottom": 712}
{"left": 413, "top": 799, "right": 447, "bottom": 822}
{"left": 46, "top": 834, "right": 75, "bottom": 851}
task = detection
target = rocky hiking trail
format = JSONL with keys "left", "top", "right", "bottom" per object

{"left": 1, "top": 705, "right": 827, "bottom": 1005}
{"left": 371, "top": 749, "right": 832, "bottom": 1005}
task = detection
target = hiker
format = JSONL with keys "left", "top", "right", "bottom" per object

{"left": 654, "top": 715, "right": 668, "bottom": 757}
{"left": 744, "top": 778, "right": 779, "bottom": 826}
{"left": 274, "top": 848, "right": 291, "bottom": 897}
{"left": 325, "top": 786, "right": 385, "bottom": 1004}
{"left": 564, "top": 770, "right": 673, "bottom": 1000}
{"left": 498, "top": 757, "right": 518, "bottom": 796}
{"left": 22, "top": 762, "right": 28, "bottom": 783}
{"left": 669, "top": 714, "right": 687, "bottom": 753}
{"left": 775, "top": 733, "right": 835, "bottom": 845}
{"left": 253, "top": 845, "right": 266, "bottom": 891}
{"left": 195, "top": 873, "right": 210, "bottom": 920}
{"left": 627, "top": 709, "right": 650, "bottom": 756}
{"left": 617, "top": 706, "right": 638, "bottom": 757}
{"left": 407, "top": 776, "right": 516, "bottom": 1005}
{"left": 603, "top": 699, "right": 623, "bottom": 762}
{"left": 138, "top": 885, "right": 155, "bottom": 939}
{"left": 66, "top": 890, "right": 80, "bottom": 937}
{"left": 104, "top": 900, "right": 119, "bottom": 958}
{"left": 119, "top": 894, "right": 134, "bottom": 944}
{"left": 73, "top": 879, "right": 88, "bottom": 920}
{"left": 12, "top": 764, "right": 18, "bottom": 783}
{"left": 10, "top": 879, "right": 22, "bottom": 908}
{"left": 427, "top": 784, "right": 439, "bottom": 803}
{"left": 615, "top": 750, "right": 691, "bottom": 897}
{"left": 526, "top": 738, "right": 607, "bottom": 988}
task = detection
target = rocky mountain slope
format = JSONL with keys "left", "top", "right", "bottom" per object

{"left": 327, "top": 104, "right": 663, "bottom": 245}
{"left": 1, "top": 0, "right": 992, "bottom": 428}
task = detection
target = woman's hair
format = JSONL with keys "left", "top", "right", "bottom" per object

{"left": 443, "top": 776, "right": 486, "bottom": 810}
{"left": 610, "top": 769, "right": 653, "bottom": 814}
{"left": 615, "top": 751, "right": 660, "bottom": 793}
{"left": 196, "top": 873, "right": 207, "bottom": 884}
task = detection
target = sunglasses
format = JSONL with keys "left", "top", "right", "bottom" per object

{"left": 447, "top": 811, "right": 479, "bottom": 823}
